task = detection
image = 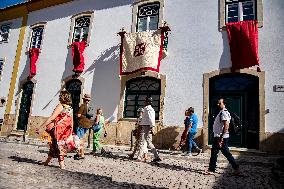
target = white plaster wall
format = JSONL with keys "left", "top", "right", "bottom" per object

{"left": 160, "top": 0, "right": 284, "bottom": 134}
{"left": 12, "top": 0, "right": 132, "bottom": 120}
{"left": 260, "top": 0, "right": 284, "bottom": 133}
{"left": 161, "top": 0, "right": 231, "bottom": 127}
{"left": 8, "top": 0, "right": 284, "bottom": 134}
{"left": 0, "top": 18, "right": 22, "bottom": 119}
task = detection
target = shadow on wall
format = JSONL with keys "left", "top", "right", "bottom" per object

{"left": 153, "top": 127, "right": 203, "bottom": 150}
{"left": 61, "top": 47, "right": 74, "bottom": 82}
{"left": 153, "top": 126, "right": 180, "bottom": 149}
{"left": 260, "top": 128, "right": 284, "bottom": 154}
{"left": 42, "top": 48, "right": 73, "bottom": 110}
{"left": 15, "top": 55, "right": 30, "bottom": 95}
{"left": 218, "top": 31, "right": 231, "bottom": 69}
{"left": 89, "top": 45, "right": 121, "bottom": 119}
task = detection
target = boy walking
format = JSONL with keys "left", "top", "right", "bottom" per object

{"left": 185, "top": 107, "right": 201, "bottom": 156}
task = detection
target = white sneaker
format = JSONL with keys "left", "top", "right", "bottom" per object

{"left": 184, "top": 152, "right": 192, "bottom": 156}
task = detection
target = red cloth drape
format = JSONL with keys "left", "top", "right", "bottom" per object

{"left": 226, "top": 20, "right": 260, "bottom": 70}
{"left": 29, "top": 48, "right": 40, "bottom": 77}
{"left": 71, "top": 41, "right": 87, "bottom": 73}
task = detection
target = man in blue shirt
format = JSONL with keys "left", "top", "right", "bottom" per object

{"left": 185, "top": 107, "right": 201, "bottom": 156}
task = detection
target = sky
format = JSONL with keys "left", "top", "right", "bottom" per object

{"left": 0, "top": 0, "right": 26, "bottom": 9}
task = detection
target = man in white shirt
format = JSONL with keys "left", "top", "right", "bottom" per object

{"left": 206, "top": 98, "right": 240, "bottom": 175}
{"left": 137, "top": 97, "right": 161, "bottom": 162}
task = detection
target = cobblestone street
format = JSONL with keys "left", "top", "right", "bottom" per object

{"left": 0, "top": 138, "right": 283, "bottom": 189}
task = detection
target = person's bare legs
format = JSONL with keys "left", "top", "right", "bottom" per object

{"left": 142, "top": 153, "right": 149, "bottom": 161}
{"left": 43, "top": 155, "right": 52, "bottom": 166}
{"left": 80, "top": 138, "right": 85, "bottom": 158}
{"left": 59, "top": 160, "right": 65, "bottom": 169}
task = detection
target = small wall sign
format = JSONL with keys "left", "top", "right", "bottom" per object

{"left": 273, "top": 85, "right": 284, "bottom": 92}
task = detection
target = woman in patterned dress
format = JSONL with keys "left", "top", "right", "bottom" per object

{"left": 40, "top": 90, "right": 80, "bottom": 169}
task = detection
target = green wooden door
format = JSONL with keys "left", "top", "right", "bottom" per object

{"left": 209, "top": 73, "right": 259, "bottom": 149}
{"left": 17, "top": 81, "right": 34, "bottom": 130}
{"left": 209, "top": 94, "right": 243, "bottom": 147}
{"left": 66, "top": 79, "right": 82, "bottom": 131}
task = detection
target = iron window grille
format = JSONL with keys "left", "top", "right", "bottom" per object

{"left": 226, "top": 0, "right": 256, "bottom": 23}
{"left": 30, "top": 26, "right": 44, "bottom": 49}
{"left": 137, "top": 3, "right": 160, "bottom": 32}
{"left": 0, "top": 24, "right": 10, "bottom": 43}
{"left": 72, "top": 16, "right": 91, "bottom": 43}
{"left": 124, "top": 77, "right": 161, "bottom": 119}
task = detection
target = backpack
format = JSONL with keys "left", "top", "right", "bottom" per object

{"left": 220, "top": 110, "right": 241, "bottom": 135}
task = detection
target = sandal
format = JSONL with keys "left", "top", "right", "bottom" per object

{"left": 203, "top": 170, "right": 215, "bottom": 175}
{"left": 73, "top": 154, "right": 80, "bottom": 160}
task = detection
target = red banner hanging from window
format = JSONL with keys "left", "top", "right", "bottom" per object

{"left": 29, "top": 48, "right": 40, "bottom": 78}
{"left": 71, "top": 41, "right": 87, "bottom": 73}
{"left": 226, "top": 20, "right": 260, "bottom": 71}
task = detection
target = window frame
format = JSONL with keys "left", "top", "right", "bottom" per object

{"left": 0, "top": 23, "right": 11, "bottom": 43}
{"left": 27, "top": 22, "right": 47, "bottom": 51}
{"left": 225, "top": 0, "right": 255, "bottom": 23}
{"left": 118, "top": 71, "right": 166, "bottom": 124}
{"left": 68, "top": 11, "right": 94, "bottom": 46}
{"left": 124, "top": 76, "right": 161, "bottom": 119}
{"left": 132, "top": 0, "right": 165, "bottom": 33}
{"left": 219, "top": 0, "right": 263, "bottom": 30}
{"left": 0, "top": 58, "right": 5, "bottom": 81}
{"left": 136, "top": 2, "right": 160, "bottom": 32}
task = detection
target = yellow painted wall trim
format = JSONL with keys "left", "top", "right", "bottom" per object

{"left": 0, "top": 0, "right": 72, "bottom": 22}
{"left": 5, "top": 15, "right": 28, "bottom": 115}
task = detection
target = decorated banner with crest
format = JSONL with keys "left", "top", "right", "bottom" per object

{"left": 119, "top": 30, "right": 164, "bottom": 75}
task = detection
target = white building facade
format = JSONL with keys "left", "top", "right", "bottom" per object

{"left": 0, "top": 0, "right": 283, "bottom": 153}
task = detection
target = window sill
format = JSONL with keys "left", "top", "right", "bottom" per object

{"left": 219, "top": 21, "right": 263, "bottom": 32}
{"left": 67, "top": 42, "right": 90, "bottom": 49}
{"left": 25, "top": 49, "right": 42, "bottom": 55}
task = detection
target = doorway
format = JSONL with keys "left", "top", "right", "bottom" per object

{"left": 208, "top": 73, "right": 259, "bottom": 149}
{"left": 65, "top": 79, "right": 82, "bottom": 131}
{"left": 16, "top": 81, "right": 34, "bottom": 130}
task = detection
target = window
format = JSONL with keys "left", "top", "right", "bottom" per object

{"left": 132, "top": 0, "right": 164, "bottom": 32}
{"left": 219, "top": 0, "right": 263, "bottom": 30}
{"left": 137, "top": 3, "right": 160, "bottom": 32}
{"left": 124, "top": 77, "right": 161, "bottom": 119}
{"left": 72, "top": 16, "right": 91, "bottom": 42}
{"left": 0, "top": 59, "right": 4, "bottom": 80}
{"left": 30, "top": 25, "right": 45, "bottom": 49}
{"left": 226, "top": 0, "right": 255, "bottom": 23}
{"left": 69, "top": 11, "right": 94, "bottom": 45}
{"left": 0, "top": 24, "right": 10, "bottom": 43}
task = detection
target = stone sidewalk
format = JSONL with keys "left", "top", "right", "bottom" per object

{"left": 0, "top": 137, "right": 283, "bottom": 189}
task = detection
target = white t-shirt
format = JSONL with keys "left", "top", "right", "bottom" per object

{"left": 213, "top": 109, "right": 231, "bottom": 138}
{"left": 140, "top": 105, "right": 155, "bottom": 127}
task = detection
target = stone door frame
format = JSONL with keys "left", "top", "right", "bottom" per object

{"left": 203, "top": 68, "right": 265, "bottom": 150}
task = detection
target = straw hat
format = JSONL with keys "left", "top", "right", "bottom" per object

{"left": 82, "top": 94, "right": 91, "bottom": 101}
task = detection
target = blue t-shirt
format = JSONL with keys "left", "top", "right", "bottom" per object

{"left": 187, "top": 114, "right": 198, "bottom": 133}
